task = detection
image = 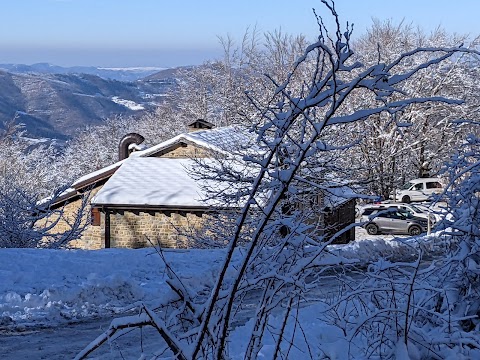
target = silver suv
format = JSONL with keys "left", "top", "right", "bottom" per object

{"left": 379, "top": 202, "right": 436, "bottom": 225}
{"left": 361, "top": 207, "right": 428, "bottom": 236}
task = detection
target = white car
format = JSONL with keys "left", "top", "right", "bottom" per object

{"left": 414, "top": 203, "right": 447, "bottom": 223}
{"left": 393, "top": 178, "right": 443, "bottom": 203}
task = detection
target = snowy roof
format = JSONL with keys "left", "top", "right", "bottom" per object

{"left": 72, "top": 159, "right": 126, "bottom": 189}
{"left": 131, "top": 125, "right": 261, "bottom": 158}
{"left": 91, "top": 157, "right": 239, "bottom": 208}
{"left": 323, "top": 185, "right": 358, "bottom": 208}
{"left": 50, "top": 126, "right": 261, "bottom": 207}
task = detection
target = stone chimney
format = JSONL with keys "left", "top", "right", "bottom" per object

{"left": 187, "top": 119, "right": 214, "bottom": 132}
{"left": 118, "top": 133, "right": 145, "bottom": 161}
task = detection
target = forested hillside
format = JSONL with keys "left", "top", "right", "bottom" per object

{"left": 0, "top": 69, "right": 173, "bottom": 140}
{"left": 2, "top": 21, "right": 480, "bottom": 201}
{"left": 2, "top": 1, "right": 480, "bottom": 358}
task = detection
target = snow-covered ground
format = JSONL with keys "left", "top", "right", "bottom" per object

{"left": 111, "top": 96, "right": 145, "bottom": 110}
{"left": 0, "top": 231, "right": 446, "bottom": 359}
{"left": 0, "top": 248, "right": 229, "bottom": 330}
{"left": 0, "top": 247, "right": 236, "bottom": 359}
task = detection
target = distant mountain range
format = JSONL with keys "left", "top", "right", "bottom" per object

{"left": 0, "top": 66, "right": 180, "bottom": 141}
{"left": 0, "top": 63, "right": 165, "bottom": 82}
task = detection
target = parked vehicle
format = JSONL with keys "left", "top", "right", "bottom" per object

{"left": 361, "top": 207, "right": 429, "bottom": 236}
{"left": 379, "top": 202, "right": 436, "bottom": 225}
{"left": 414, "top": 203, "right": 446, "bottom": 222}
{"left": 392, "top": 178, "right": 444, "bottom": 203}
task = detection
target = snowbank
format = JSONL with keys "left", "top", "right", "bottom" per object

{"left": 0, "top": 233, "right": 461, "bottom": 359}
{"left": 0, "top": 248, "right": 229, "bottom": 329}
{"left": 0, "top": 232, "right": 441, "bottom": 331}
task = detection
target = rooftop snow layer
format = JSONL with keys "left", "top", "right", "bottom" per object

{"left": 91, "top": 157, "right": 234, "bottom": 208}
{"left": 132, "top": 125, "right": 262, "bottom": 158}
{"left": 324, "top": 185, "right": 358, "bottom": 208}
{"left": 72, "top": 160, "right": 125, "bottom": 188}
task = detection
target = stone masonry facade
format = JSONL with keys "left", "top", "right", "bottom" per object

{"left": 49, "top": 141, "right": 217, "bottom": 250}
{"left": 58, "top": 195, "right": 207, "bottom": 250}
{"left": 101, "top": 210, "right": 205, "bottom": 249}
{"left": 150, "top": 142, "right": 213, "bottom": 159}
{"left": 54, "top": 200, "right": 207, "bottom": 250}
{"left": 44, "top": 186, "right": 104, "bottom": 250}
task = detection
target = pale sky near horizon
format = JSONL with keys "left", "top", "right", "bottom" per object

{"left": 0, "top": 0, "right": 478, "bottom": 68}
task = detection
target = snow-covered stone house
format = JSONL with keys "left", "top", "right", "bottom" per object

{"left": 49, "top": 120, "right": 355, "bottom": 249}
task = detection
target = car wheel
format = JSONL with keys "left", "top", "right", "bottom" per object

{"left": 408, "top": 225, "right": 422, "bottom": 236}
{"left": 366, "top": 223, "right": 379, "bottom": 235}
{"left": 402, "top": 195, "right": 411, "bottom": 203}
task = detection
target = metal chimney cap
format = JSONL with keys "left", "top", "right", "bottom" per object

{"left": 118, "top": 133, "right": 145, "bottom": 161}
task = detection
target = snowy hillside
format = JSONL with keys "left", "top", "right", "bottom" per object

{"left": 0, "top": 63, "right": 166, "bottom": 82}
{"left": 0, "top": 69, "right": 173, "bottom": 139}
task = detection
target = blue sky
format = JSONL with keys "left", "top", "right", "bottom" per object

{"left": 0, "top": 0, "right": 478, "bottom": 68}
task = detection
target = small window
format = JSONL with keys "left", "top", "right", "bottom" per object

{"left": 426, "top": 182, "right": 442, "bottom": 189}
{"left": 403, "top": 182, "right": 413, "bottom": 190}
{"left": 91, "top": 208, "right": 101, "bottom": 226}
{"left": 362, "top": 208, "right": 382, "bottom": 216}
{"left": 377, "top": 212, "right": 392, "bottom": 219}
{"left": 413, "top": 183, "right": 423, "bottom": 191}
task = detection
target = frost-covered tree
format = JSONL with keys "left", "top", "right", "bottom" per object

{"left": 77, "top": 2, "right": 480, "bottom": 359}
{"left": 170, "top": 28, "right": 310, "bottom": 128}
{"left": 0, "top": 122, "right": 59, "bottom": 197}
{"left": 324, "top": 133, "right": 480, "bottom": 359}
{"left": 56, "top": 107, "right": 187, "bottom": 185}
{"left": 439, "top": 133, "right": 480, "bottom": 333}
{"left": 342, "top": 20, "right": 480, "bottom": 198}
{"left": 0, "top": 181, "right": 89, "bottom": 248}
{"left": 0, "top": 121, "right": 89, "bottom": 248}
{"left": 169, "top": 20, "right": 480, "bottom": 202}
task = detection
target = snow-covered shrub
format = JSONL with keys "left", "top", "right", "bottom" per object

{"left": 322, "top": 136, "right": 480, "bottom": 359}
{"left": 76, "top": 2, "right": 480, "bottom": 359}
{"left": 0, "top": 181, "right": 89, "bottom": 249}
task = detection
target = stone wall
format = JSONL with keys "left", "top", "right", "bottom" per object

{"left": 152, "top": 142, "right": 213, "bottom": 158}
{"left": 75, "top": 203, "right": 104, "bottom": 250}
{"left": 39, "top": 186, "right": 104, "bottom": 250}
{"left": 106, "top": 210, "right": 205, "bottom": 248}
{"left": 47, "top": 195, "right": 208, "bottom": 249}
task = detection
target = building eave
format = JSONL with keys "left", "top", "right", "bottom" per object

{"left": 92, "top": 204, "right": 237, "bottom": 212}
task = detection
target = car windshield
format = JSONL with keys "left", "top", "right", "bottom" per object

{"left": 402, "top": 182, "right": 414, "bottom": 190}
{"left": 409, "top": 204, "right": 424, "bottom": 213}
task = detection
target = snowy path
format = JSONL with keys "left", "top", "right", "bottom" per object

{"left": 0, "top": 289, "right": 329, "bottom": 358}
{"left": 0, "top": 272, "right": 368, "bottom": 359}
{"left": 0, "top": 318, "right": 115, "bottom": 360}
{"left": 1, "top": 315, "right": 188, "bottom": 359}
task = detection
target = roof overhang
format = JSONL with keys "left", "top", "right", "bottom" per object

{"left": 92, "top": 204, "right": 238, "bottom": 212}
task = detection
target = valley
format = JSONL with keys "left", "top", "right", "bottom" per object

{"left": 0, "top": 65, "right": 179, "bottom": 141}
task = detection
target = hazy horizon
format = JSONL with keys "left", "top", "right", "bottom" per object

{"left": 1, "top": 0, "right": 479, "bottom": 68}
{"left": 0, "top": 47, "right": 223, "bottom": 68}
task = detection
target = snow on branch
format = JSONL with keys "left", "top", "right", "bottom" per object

{"left": 77, "top": 1, "right": 480, "bottom": 358}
